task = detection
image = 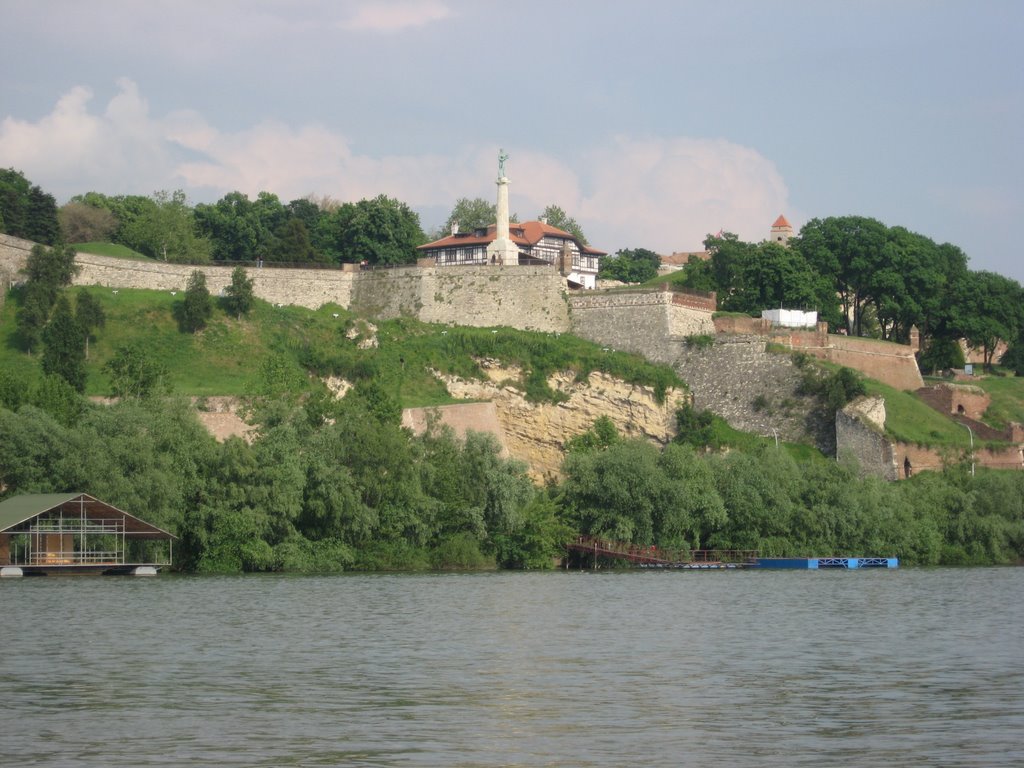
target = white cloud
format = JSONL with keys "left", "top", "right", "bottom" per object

{"left": 577, "top": 136, "right": 791, "bottom": 252}
{"left": 0, "top": 81, "right": 791, "bottom": 254}
{"left": 338, "top": 1, "right": 452, "bottom": 32}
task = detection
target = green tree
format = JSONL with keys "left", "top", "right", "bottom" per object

{"left": 123, "top": 190, "right": 211, "bottom": 263}
{"left": 539, "top": 203, "right": 587, "bottom": 244}
{"left": 793, "top": 215, "right": 889, "bottom": 336}
{"left": 0, "top": 168, "right": 60, "bottom": 244}
{"left": 41, "top": 295, "right": 86, "bottom": 392}
{"left": 178, "top": 270, "right": 213, "bottom": 333}
{"left": 599, "top": 247, "right": 661, "bottom": 283}
{"left": 24, "top": 242, "right": 78, "bottom": 301}
{"left": 222, "top": 266, "right": 255, "bottom": 319}
{"left": 951, "top": 270, "right": 1024, "bottom": 368}
{"left": 74, "top": 288, "right": 106, "bottom": 359}
{"left": 442, "top": 197, "right": 497, "bottom": 236}
{"left": 15, "top": 282, "right": 53, "bottom": 354}
{"left": 273, "top": 218, "right": 317, "bottom": 263}
{"left": 1001, "top": 332, "right": 1024, "bottom": 375}
{"left": 332, "top": 195, "right": 426, "bottom": 265}
{"left": 58, "top": 201, "right": 117, "bottom": 243}
{"left": 104, "top": 343, "right": 170, "bottom": 399}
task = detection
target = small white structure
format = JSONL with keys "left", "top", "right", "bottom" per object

{"left": 762, "top": 308, "right": 818, "bottom": 328}
{"left": 769, "top": 215, "right": 794, "bottom": 246}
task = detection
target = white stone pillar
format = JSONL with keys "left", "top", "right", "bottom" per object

{"left": 487, "top": 176, "right": 519, "bottom": 266}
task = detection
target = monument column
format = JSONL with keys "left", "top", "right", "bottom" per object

{"left": 486, "top": 149, "right": 520, "bottom": 267}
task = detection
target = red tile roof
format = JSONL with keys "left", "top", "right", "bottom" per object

{"left": 419, "top": 220, "right": 605, "bottom": 255}
{"left": 772, "top": 215, "right": 791, "bottom": 228}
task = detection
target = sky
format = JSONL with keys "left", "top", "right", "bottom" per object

{"left": 1, "top": 0, "right": 1021, "bottom": 281}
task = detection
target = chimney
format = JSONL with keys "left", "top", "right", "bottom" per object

{"left": 450, "top": 220, "right": 459, "bottom": 236}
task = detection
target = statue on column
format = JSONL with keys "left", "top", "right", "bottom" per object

{"left": 498, "top": 148, "right": 509, "bottom": 179}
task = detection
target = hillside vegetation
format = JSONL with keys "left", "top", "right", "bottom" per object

{"left": 1, "top": 285, "right": 683, "bottom": 405}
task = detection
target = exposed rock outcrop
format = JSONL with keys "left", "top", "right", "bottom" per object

{"left": 431, "top": 363, "right": 689, "bottom": 482}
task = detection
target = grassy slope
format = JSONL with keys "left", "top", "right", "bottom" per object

{"left": 1, "top": 286, "right": 684, "bottom": 406}
{"left": 969, "top": 375, "right": 1024, "bottom": 429}
{"left": 4, "top": 283, "right": 1020, "bottom": 448}
{"left": 72, "top": 242, "right": 151, "bottom": 260}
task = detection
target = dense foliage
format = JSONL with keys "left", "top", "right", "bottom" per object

{"left": 0, "top": 168, "right": 60, "bottom": 245}
{"left": 662, "top": 219, "right": 1024, "bottom": 372}
{"left": 0, "top": 381, "right": 1020, "bottom": 569}
{"left": 599, "top": 248, "right": 661, "bottom": 283}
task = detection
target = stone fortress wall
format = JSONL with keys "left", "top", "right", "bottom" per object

{"left": 0, "top": 234, "right": 36, "bottom": 309}
{"left": 74, "top": 254, "right": 358, "bottom": 309}
{"left": 711, "top": 314, "right": 923, "bottom": 391}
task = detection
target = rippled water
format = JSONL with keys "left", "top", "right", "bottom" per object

{"left": 2, "top": 568, "right": 1022, "bottom": 767}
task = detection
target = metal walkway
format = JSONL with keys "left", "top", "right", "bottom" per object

{"left": 566, "top": 535, "right": 758, "bottom": 569}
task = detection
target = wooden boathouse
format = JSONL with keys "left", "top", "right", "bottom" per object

{"left": 0, "top": 493, "right": 176, "bottom": 576}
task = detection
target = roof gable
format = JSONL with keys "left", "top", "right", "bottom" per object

{"left": 0, "top": 493, "right": 177, "bottom": 539}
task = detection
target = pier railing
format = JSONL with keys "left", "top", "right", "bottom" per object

{"left": 567, "top": 535, "right": 758, "bottom": 567}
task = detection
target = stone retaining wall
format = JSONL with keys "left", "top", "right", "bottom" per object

{"left": 712, "top": 315, "right": 923, "bottom": 391}
{"left": 0, "top": 234, "right": 35, "bottom": 304}
{"left": 73, "top": 254, "right": 357, "bottom": 309}
{"left": 569, "top": 289, "right": 715, "bottom": 359}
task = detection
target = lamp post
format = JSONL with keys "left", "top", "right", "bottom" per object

{"left": 770, "top": 427, "right": 779, "bottom": 450}
{"left": 960, "top": 422, "right": 975, "bottom": 477}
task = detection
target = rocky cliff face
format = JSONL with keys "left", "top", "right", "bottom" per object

{"left": 433, "top": 362, "right": 689, "bottom": 482}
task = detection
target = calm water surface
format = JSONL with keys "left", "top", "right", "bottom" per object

{"left": 1, "top": 568, "right": 1022, "bottom": 767}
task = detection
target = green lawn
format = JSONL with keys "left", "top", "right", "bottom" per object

{"left": 967, "top": 373, "right": 1024, "bottom": 429}
{"left": 72, "top": 242, "right": 151, "bottom": 261}
{"left": 863, "top": 378, "right": 975, "bottom": 448}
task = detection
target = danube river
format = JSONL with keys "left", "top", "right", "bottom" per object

{"left": 2, "top": 568, "right": 1022, "bottom": 767}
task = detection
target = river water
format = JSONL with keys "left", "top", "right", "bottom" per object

{"left": 1, "top": 568, "right": 1022, "bottom": 767}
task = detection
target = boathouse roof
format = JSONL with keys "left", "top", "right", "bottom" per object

{"left": 0, "top": 493, "right": 177, "bottom": 539}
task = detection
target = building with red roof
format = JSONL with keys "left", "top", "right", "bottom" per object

{"left": 418, "top": 220, "right": 605, "bottom": 289}
{"left": 770, "top": 214, "right": 794, "bottom": 246}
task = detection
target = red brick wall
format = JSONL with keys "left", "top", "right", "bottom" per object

{"left": 670, "top": 289, "right": 717, "bottom": 312}
{"left": 895, "top": 442, "right": 1023, "bottom": 478}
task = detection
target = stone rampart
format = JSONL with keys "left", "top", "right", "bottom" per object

{"left": 714, "top": 314, "right": 923, "bottom": 390}
{"left": 713, "top": 315, "right": 771, "bottom": 335}
{"left": 836, "top": 397, "right": 898, "bottom": 480}
{"left": 0, "top": 233, "right": 34, "bottom": 293}
{"left": 352, "top": 265, "right": 569, "bottom": 332}
{"left": 675, "top": 335, "right": 834, "bottom": 451}
{"left": 70, "top": 255, "right": 567, "bottom": 330}
{"left": 569, "top": 289, "right": 715, "bottom": 359}
{"left": 73, "top": 254, "right": 357, "bottom": 309}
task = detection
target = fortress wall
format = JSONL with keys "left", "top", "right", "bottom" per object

{"left": 894, "top": 443, "right": 1023, "bottom": 478}
{"left": 822, "top": 339, "right": 923, "bottom": 390}
{"left": 72, "top": 254, "right": 356, "bottom": 309}
{"left": 351, "top": 265, "right": 569, "bottom": 332}
{"left": 568, "top": 291, "right": 675, "bottom": 361}
{"left": 0, "top": 234, "right": 35, "bottom": 302}
{"left": 715, "top": 314, "right": 923, "bottom": 391}
{"left": 675, "top": 334, "right": 833, "bottom": 450}
{"left": 836, "top": 405, "right": 899, "bottom": 480}
{"left": 713, "top": 315, "right": 771, "bottom": 335}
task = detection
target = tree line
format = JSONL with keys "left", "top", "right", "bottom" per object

{"left": 0, "top": 382, "right": 1020, "bottom": 570}
{"left": 638, "top": 219, "right": 1024, "bottom": 375}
